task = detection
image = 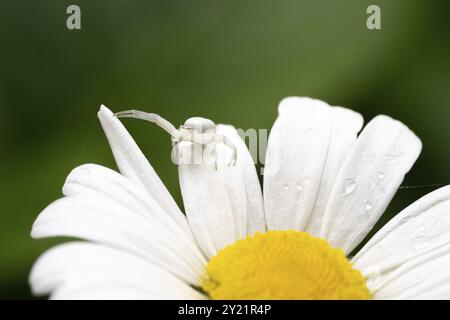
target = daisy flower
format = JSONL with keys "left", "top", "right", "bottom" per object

{"left": 29, "top": 97, "right": 450, "bottom": 300}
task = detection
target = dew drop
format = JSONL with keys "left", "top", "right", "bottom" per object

{"left": 365, "top": 201, "right": 374, "bottom": 212}
{"left": 343, "top": 179, "right": 356, "bottom": 195}
{"left": 295, "top": 182, "right": 304, "bottom": 191}
{"left": 283, "top": 184, "right": 289, "bottom": 190}
{"left": 377, "top": 172, "right": 385, "bottom": 180}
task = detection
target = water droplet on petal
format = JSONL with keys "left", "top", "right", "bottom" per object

{"left": 295, "top": 182, "right": 304, "bottom": 191}
{"left": 377, "top": 172, "right": 385, "bottom": 180}
{"left": 283, "top": 184, "right": 289, "bottom": 190}
{"left": 343, "top": 179, "right": 356, "bottom": 195}
{"left": 365, "top": 201, "right": 374, "bottom": 212}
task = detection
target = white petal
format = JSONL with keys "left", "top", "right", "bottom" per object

{"left": 367, "top": 246, "right": 450, "bottom": 300}
{"left": 178, "top": 140, "right": 234, "bottom": 258}
{"left": 97, "top": 105, "right": 191, "bottom": 235}
{"left": 30, "top": 242, "right": 206, "bottom": 300}
{"left": 352, "top": 186, "right": 450, "bottom": 299}
{"left": 320, "top": 115, "right": 422, "bottom": 253}
{"left": 217, "top": 125, "right": 266, "bottom": 235}
{"left": 263, "top": 97, "right": 332, "bottom": 230}
{"left": 32, "top": 194, "right": 200, "bottom": 285}
{"left": 52, "top": 286, "right": 166, "bottom": 300}
{"left": 304, "top": 106, "right": 363, "bottom": 236}
{"left": 62, "top": 163, "right": 206, "bottom": 273}
{"left": 178, "top": 123, "right": 264, "bottom": 258}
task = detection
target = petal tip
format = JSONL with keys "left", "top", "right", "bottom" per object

{"left": 98, "top": 105, "right": 114, "bottom": 121}
{"left": 99, "top": 104, "right": 111, "bottom": 112}
{"left": 30, "top": 224, "right": 40, "bottom": 239}
{"left": 278, "top": 96, "right": 329, "bottom": 114}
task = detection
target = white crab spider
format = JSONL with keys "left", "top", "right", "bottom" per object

{"left": 114, "top": 110, "right": 237, "bottom": 168}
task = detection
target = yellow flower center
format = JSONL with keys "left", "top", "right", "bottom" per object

{"left": 201, "top": 230, "right": 371, "bottom": 300}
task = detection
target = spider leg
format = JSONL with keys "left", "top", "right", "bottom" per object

{"left": 191, "top": 133, "right": 237, "bottom": 167}
{"left": 114, "top": 110, "right": 179, "bottom": 139}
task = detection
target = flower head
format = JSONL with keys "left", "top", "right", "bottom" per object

{"left": 30, "top": 97, "right": 450, "bottom": 300}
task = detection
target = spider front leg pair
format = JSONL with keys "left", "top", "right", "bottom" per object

{"left": 185, "top": 132, "right": 237, "bottom": 168}
{"left": 114, "top": 109, "right": 237, "bottom": 168}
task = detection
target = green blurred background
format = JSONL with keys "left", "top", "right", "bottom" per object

{"left": 1, "top": 0, "right": 450, "bottom": 299}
